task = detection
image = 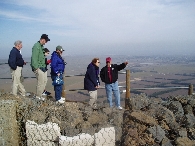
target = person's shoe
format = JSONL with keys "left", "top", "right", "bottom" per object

{"left": 42, "top": 91, "right": 47, "bottom": 96}
{"left": 117, "top": 106, "right": 123, "bottom": 110}
{"left": 59, "top": 98, "right": 65, "bottom": 102}
{"left": 45, "top": 91, "right": 51, "bottom": 95}
{"left": 40, "top": 97, "right": 45, "bottom": 101}
{"left": 92, "top": 104, "right": 98, "bottom": 109}
{"left": 33, "top": 96, "right": 40, "bottom": 100}
{"left": 42, "top": 90, "right": 51, "bottom": 96}
{"left": 61, "top": 97, "right": 65, "bottom": 101}
{"left": 26, "top": 93, "right": 31, "bottom": 96}
{"left": 42, "top": 90, "right": 49, "bottom": 96}
{"left": 22, "top": 93, "right": 31, "bottom": 97}
{"left": 34, "top": 96, "right": 45, "bottom": 101}
{"left": 56, "top": 99, "right": 65, "bottom": 104}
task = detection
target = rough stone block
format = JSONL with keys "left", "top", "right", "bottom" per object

{"left": 178, "top": 129, "right": 187, "bottom": 137}
{"left": 0, "top": 100, "right": 19, "bottom": 146}
{"left": 0, "top": 137, "right": 5, "bottom": 146}
{"left": 183, "top": 114, "right": 195, "bottom": 128}
{"left": 161, "top": 137, "right": 173, "bottom": 146}
{"left": 147, "top": 125, "right": 165, "bottom": 143}
{"left": 175, "top": 137, "right": 195, "bottom": 145}
{"left": 129, "top": 111, "right": 157, "bottom": 126}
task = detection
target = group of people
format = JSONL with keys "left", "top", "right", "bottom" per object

{"left": 8, "top": 34, "right": 66, "bottom": 103}
{"left": 8, "top": 33, "right": 128, "bottom": 108}
{"left": 84, "top": 57, "right": 128, "bottom": 109}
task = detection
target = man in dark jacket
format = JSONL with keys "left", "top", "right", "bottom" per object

{"left": 100, "top": 57, "right": 128, "bottom": 109}
{"left": 84, "top": 58, "right": 100, "bottom": 107}
{"left": 8, "top": 40, "right": 26, "bottom": 97}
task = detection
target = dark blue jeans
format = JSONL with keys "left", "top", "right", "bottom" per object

{"left": 54, "top": 85, "right": 62, "bottom": 101}
{"left": 51, "top": 75, "right": 63, "bottom": 101}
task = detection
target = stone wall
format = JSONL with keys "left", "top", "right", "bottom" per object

{"left": 0, "top": 94, "right": 123, "bottom": 146}
{"left": 0, "top": 100, "right": 19, "bottom": 146}
{"left": 1, "top": 93, "right": 195, "bottom": 145}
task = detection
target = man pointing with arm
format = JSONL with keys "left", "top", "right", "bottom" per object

{"left": 100, "top": 57, "right": 128, "bottom": 109}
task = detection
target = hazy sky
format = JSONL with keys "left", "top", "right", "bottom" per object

{"left": 0, "top": 0, "right": 195, "bottom": 58}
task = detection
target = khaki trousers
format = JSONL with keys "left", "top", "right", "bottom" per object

{"left": 88, "top": 90, "right": 97, "bottom": 106}
{"left": 34, "top": 69, "right": 47, "bottom": 97}
{"left": 10, "top": 66, "right": 26, "bottom": 96}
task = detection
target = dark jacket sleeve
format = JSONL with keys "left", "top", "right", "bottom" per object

{"left": 8, "top": 49, "right": 17, "bottom": 70}
{"left": 116, "top": 63, "right": 126, "bottom": 71}
{"left": 51, "top": 55, "right": 59, "bottom": 74}
{"left": 100, "top": 67, "right": 105, "bottom": 83}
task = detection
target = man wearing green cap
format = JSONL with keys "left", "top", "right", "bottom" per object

{"left": 50, "top": 45, "right": 66, "bottom": 103}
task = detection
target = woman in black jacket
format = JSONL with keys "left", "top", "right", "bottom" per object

{"left": 84, "top": 58, "right": 100, "bottom": 107}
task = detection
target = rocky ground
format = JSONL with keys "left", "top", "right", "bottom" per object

{"left": 1, "top": 91, "right": 195, "bottom": 146}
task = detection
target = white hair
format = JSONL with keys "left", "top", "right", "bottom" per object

{"left": 14, "top": 40, "right": 22, "bottom": 46}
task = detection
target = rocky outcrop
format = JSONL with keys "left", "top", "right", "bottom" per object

{"left": 122, "top": 94, "right": 195, "bottom": 145}
{"left": 2, "top": 93, "right": 195, "bottom": 145}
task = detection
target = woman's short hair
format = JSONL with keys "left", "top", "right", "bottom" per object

{"left": 92, "top": 58, "right": 99, "bottom": 64}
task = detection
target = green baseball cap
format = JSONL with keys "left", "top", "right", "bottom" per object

{"left": 56, "top": 45, "right": 64, "bottom": 51}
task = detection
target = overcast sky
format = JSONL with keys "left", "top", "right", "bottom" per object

{"left": 0, "top": 0, "right": 195, "bottom": 59}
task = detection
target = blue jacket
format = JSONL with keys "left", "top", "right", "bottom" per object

{"left": 84, "top": 63, "right": 100, "bottom": 91}
{"left": 8, "top": 47, "right": 25, "bottom": 70}
{"left": 50, "top": 51, "right": 65, "bottom": 77}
